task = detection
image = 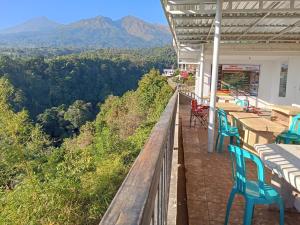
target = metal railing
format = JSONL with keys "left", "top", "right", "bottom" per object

{"left": 178, "top": 84, "right": 208, "bottom": 104}
{"left": 99, "top": 91, "right": 178, "bottom": 225}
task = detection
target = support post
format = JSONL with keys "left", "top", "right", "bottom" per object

{"left": 195, "top": 68, "right": 199, "bottom": 100}
{"left": 177, "top": 48, "right": 180, "bottom": 69}
{"left": 199, "top": 44, "right": 205, "bottom": 103}
{"left": 208, "top": 0, "right": 222, "bottom": 153}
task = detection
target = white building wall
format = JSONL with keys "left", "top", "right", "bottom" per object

{"left": 203, "top": 61, "right": 212, "bottom": 98}
{"left": 203, "top": 55, "right": 300, "bottom": 108}
{"left": 286, "top": 57, "right": 300, "bottom": 105}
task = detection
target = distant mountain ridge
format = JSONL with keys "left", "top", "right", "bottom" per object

{"left": 0, "top": 16, "right": 172, "bottom": 48}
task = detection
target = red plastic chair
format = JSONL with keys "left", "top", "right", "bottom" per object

{"left": 190, "top": 99, "right": 209, "bottom": 128}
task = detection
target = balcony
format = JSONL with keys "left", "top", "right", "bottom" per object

{"left": 100, "top": 92, "right": 300, "bottom": 225}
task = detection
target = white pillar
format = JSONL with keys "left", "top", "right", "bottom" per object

{"left": 177, "top": 48, "right": 180, "bottom": 69}
{"left": 195, "top": 45, "right": 204, "bottom": 103}
{"left": 195, "top": 65, "right": 200, "bottom": 101}
{"left": 208, "top": 0, "right": 222, "bottom": 153}
{"left": 199, "top": 44, "right": 205, "bottom": 103}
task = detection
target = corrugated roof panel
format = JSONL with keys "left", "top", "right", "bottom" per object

{"left": 222, "top": 18, "right": 257, "bottom": 26}
{"left": 252, "top": 26, "right": 286, "bottom": 33}
{"left": 163, "top": 0, "right": 300, "bottom": 45}
{"left": 289, "top": 27, "right": 300, "bottom": 32}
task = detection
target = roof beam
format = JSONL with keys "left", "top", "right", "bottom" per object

{"left": 172, "top": 13, "right": 300, "bottom": 20}
{"left": 269, "top": 20, "right": 300, "bottom": 40}
{"left": 206, "top": 19, "right": 215, "bottom": 40}
{"left": 177, "top": 33, "right": 300, "bottom": 38}
{"left": 237, "top": 13, "right": 270, "bottom": 40}
{"left": 168, "top": 8, "right": 300, "bottom": 14}
{"left": 179, "top": 39, "right": 300, "bottom": 43}
{"left": 236, "top": 1, "right": 282, "bottom": 40}
{"left": 168, "top": 0, "right": 292, "bottom": 3}
{"left": 167, "top": 0, "right": 300, "bottom": 13}
{"left": 175, "top": 24, "right": 288, "bottom": 29}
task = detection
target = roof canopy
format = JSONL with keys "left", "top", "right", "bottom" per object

{"left": 161, "top": 0, "right": 300, "bottom": 52}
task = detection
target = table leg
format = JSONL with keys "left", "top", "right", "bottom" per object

{"left": 270, "top": 172, "right": 295, "bottom": 209}
{"left": 289, "top": 116, "right": 293, "bottom": 128}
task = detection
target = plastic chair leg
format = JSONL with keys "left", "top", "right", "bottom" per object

{"left": 278, "top": 199, "right": 284, "bottom": 225}
{"left": 230, "top": 136, "right": 234, "bottom": 144}
{"left": 218, "top": 135, "right": 224, "bottom": 152}
{"left": 285, "top": 137, "right": 290, "bottom": 144}
{"left": 224, "top": 189, "right": 236, "bottom": 225}
{"left": 243, "top": 201, "right": 254, "bottom": 225}
{"left": 215, "top": 133, "right": 220, "bottom": 152}
{"left": 236, "top": 135, "right": 240, "bottom": 146}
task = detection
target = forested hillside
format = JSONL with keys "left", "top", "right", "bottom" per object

{"left": 0, "top": 70, "right": 173, "bottom": 224}
{"left": 0, "top": 46, "right": 176, "bottom": 144}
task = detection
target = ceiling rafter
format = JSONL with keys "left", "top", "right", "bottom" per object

{"left": 236, "top": 1, "right": 279, "bottom": 40}
{"left": 206, "top": 19, "right": 215, "bottom": 40}
{"left": 269, "top": 20, "right": 300, "bottom": 40}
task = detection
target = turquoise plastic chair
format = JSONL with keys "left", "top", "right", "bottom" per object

{"left": 215, "top": 109, "right": 240, "bottom": 152}
{"left": 235, "top": 99, "right": 250, "bottom": 111}
{"left": 235, "top": 99, "right": 249, "bottom": 109}
{"left": 225, "top": 145, "right": 284, "bottom": 225}
{"left": 276, "top": 114, "right": 300, "bottom": 144}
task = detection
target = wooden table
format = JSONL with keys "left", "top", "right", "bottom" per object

{"left": 216, "top": 102, "right": 244, "bottom": 112}
{"left": 229, "top": 112, "right": 259, "bottom": 127}
{"left": 271, "top": 105, "right": 300, "bottom": 127}
{"left": 235, "top": 116, "right": 286, "bottom": 150}
{"left": 255, "top": 144, "right": 300, "bottom": 210}
{"left": 217, "top": 95, "right": 235, "bottom": 103}
{"left": 229, "top": 112, "right": 260, "bottom": 120}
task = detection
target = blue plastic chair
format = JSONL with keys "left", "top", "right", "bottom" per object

{"left": 276, "top": 114, "right": 300, "bottom": 144}
{"left": 215, "top": 109, "right": 240, "bottom": 152}
{"left": 235, "top": 99, "right": 249, "bottom": 109}
{"left": 225, "top": 145, "right": 284, "bottom": 225}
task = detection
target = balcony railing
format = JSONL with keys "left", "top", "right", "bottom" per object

{"left": 100, "top": 91, "right": 178, "bottom": 225}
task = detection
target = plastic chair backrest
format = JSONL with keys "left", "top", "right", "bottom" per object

{"left": 217, "top": 109, "right": 230, "bottom": 132}
{"left": 290, "top": 114, "right": 300, "bottom": 135}
{"left": 235, "top": 99, "right": 249, "bottom": 108}
{"left": 228, "top": 145, "right": 265, "bottom": 197}
{"left": 191, "top": 99, "right": 198, "bottom": 111}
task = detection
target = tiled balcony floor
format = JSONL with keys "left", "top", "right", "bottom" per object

{"left": 180, "top": 103, "right": 300, "bottom": 225}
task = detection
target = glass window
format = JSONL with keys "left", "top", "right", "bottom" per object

{"left": 279, "top": 64, "right": 288, "bottom": 97}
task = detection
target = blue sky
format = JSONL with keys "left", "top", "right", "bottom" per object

{"left": 0, "top": 0, "right": 167, "bottom": 29}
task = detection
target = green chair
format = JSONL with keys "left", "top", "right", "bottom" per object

{"left": 225, "top": 145, "right": 284, "bottom": 225}
{"left": 215, "top": 109, "right": 240, "bottom": 152}
{"left": 276, "top": 114, "right": 300, "bottom": 144}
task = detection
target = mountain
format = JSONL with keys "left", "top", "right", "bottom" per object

{"left": 0, "top": 16, "right": 172, "bottom": 48}
{"left": 0, "top": 17, "right": 62, "bottom": 34}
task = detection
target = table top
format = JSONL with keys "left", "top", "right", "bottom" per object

{"left": 254, "top": 143, "right": 300, "bottom": 192}
{"left": 237, "top": 117, "right": 286, "bottom": 132}
{"left": 229, "top": 112, "right": 260, "bottom": 120}
{"left": 271, "top": 105, "right": 300, "bottom": 116}
{"left": 217, "top": 95, "right": 235, "bottom": 100}
{"left": 216, "top": 102, "right": 244, "bottom": 112}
